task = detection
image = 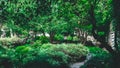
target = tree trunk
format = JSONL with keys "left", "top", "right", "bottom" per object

{"left": 113, "top": 0, "right": 120, "bottom": 52}
{"left": 89, "top": 2, "right": 115, "bottom": 53}
{"left": 50, "top": 32, "right": 55, "bottom": 43}
{"left": 108, "top": 22, "right": 116, "bottom": 50}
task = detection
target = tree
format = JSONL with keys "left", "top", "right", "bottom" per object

{"left": 1, "top": 0, "right": 37, "bottom": 36}
{"left": 86, "top": 0, "right": 115, "bottom": 53}
{"left": 112, "top": 0, "right": 120, "bottom": 51}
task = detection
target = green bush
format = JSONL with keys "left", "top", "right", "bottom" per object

{"left": 0, "top": 48, "right": 13, "bottom": 68}
{"left": 66, "top": 44, "right": 89, "bottom": 62}
{"left": 62, "top": 44, "right": 89, "bottom": 62}
{"left": 0, "top": 45, "right": 6, "bottom": 53}
{"left": 15, "top": 45, "right": 33, "bottom": 54}
{"left": 0, "top": 43, "right": 89, "bottom": 68}
{"left": 66, "top": 35, "right": 73, "bottom": 41}
{"left": 73, "top": 36, "right": 79, "bottom": 41}
{"left": 0, "top": 37, "right": 21, "bottom": 47}
{"left": 32, "top": 40, "right": 42, "bottom": 47}
{"left": 88, "top": 47, "right": 110, "bottom": 56}
{"left": 81, "top": 47, "right": 113, "bottom": 68}
{"left": 41, "top": 43, "right": 53, "bottom": 49}
{"left": 37, "top": 48, "right": 69, "bottom": 68}
{"left": 15, "top": 44, "right": 69, "bottom": 68}
{"left": 54, "top": 34, "right": 64, "bottom": 41}
{"left": 37, "top": 36, "right": 49, "bottom": 44}
{"left": 41, "top": 43, "right": 89, "bottom": 62}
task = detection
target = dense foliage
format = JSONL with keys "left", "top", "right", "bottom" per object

{"left": 81, "top": 47, "right": 113, "bottom": 68}
{"left": 0, "top": 0, "right": 120, "bottom": 68}
{"left": 0, "top": 43, "right": 89, "bottom": 68}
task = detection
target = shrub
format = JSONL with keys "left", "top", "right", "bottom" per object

{"left": 15, "top": 45, "right": 33, "bottom": 54}
{"left": 4, "top": 44, "right": 68, "bottom": 68}
{"left": 5, "top": 44, "right": 89, "bottom": 68}
{"left": 0, "top": 37, "right": 22, "bottom": 47}
{"left": 0, "top": 45, "right": 6, "bottom": 52}
{"left": 66, "top": 35, "right": 73, "bottom": 41}
{"left": 41, "top": 43, "right": 89, "bottom": 62}
{"left": 37, "top": 49, "right": 69, "bottom": 68}
{"left": 54, "top": 34, "right": 64, "bottom": 41}
{"left": 62, "top": 44, "right": 89, "bottom": 62}
{"left": 17, "top": 44, "right": 69, "bottom": 68}
{"left": 32, "top": 40, "right": 42, "bottom": 47}
{"left": 40, "top": 43, "right": 53, "bottom": 49}
{"left": 0, "top": 48, "right": 13, "bottom": 68}
{"left": 88, "top": 47, "right": 110, "bottom": 56}
{"left": 80, "top": 47, "right": 113, "bottom": 68}
{"left": 37, "top": 36, "right": 49, "bottom": 44}
{"left": 0, "top": 43, "right": 89, "bottom": 68}
{"left": 73, "top": 36, "right": 79, "bottom": 41}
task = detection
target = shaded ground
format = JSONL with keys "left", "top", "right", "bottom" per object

{"left": 70, "top": 53, "right": 92, "bottom": 68}
{"left": 70, "top": 62, "right": 85, "bottom": 68}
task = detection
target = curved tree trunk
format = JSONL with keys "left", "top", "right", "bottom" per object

{"left": 88, "top": 1, "right": 115, "bottom": 53}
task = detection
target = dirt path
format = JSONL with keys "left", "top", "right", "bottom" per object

{"left": 69, "top": 62, "right": 85, "bottom": 68}
{"left": 69, "top": 53, "right": 93, "bottom": 68}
